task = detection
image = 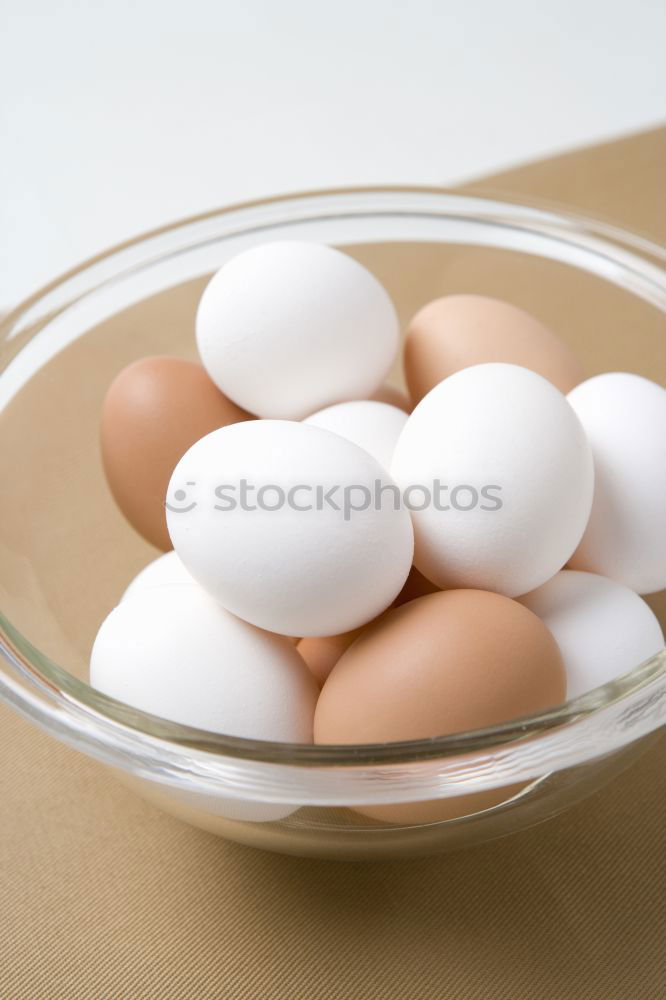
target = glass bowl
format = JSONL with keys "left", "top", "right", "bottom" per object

{"left": 1, "top": 188, "right": 664, "bottom": 861}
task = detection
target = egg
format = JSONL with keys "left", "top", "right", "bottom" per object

{"left": 390, "top": 363, "right": 594, "bottom": 597}
{"left": 196, "top": 241, "right": 399, "bottom": 419}
{"left": 166, "top": 420, "right": 414, "bottom": 637}
{"left": 519, "top": 570, "right": 664, "bottom": 699}
{"left": 304, "top": 400, "right": 408, "bottom": 470}
{"left": 91, "top": 582, "right": 318, "bottom": 822}
{"left": 101, "top": 356, "right": 249, "bottom": 549}
{"left": 567, "top": 373, "right": 666, "bottom": 594}
{"left": 121, "top": 550, "right": 194, "bottom": 601}
{"left": 91, "top": 582, "right": 318, "bottom": 740}
{"left": 314, "top": 589, "right": 566, "bottom": 824}
{"left": 405, "top": 294, "right": 584, "bottom": 404}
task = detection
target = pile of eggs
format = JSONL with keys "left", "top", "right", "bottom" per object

{"left": 94, "top": 240, "right": 665, "bottom": 823}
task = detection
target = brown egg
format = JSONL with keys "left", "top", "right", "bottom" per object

{"left": 101, "top": 356, "right": 250, "bottom": 549}
{"left": 405, "top": 294, "right": 584, "bottom": 404}
{"left": 314, "top": 589, "right": 566, "bottom": 824}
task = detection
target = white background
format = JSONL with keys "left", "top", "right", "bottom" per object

{"left": 1, "top": 0, "right": 664, "bottom": 307}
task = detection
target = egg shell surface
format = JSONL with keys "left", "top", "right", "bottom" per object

{"left": 90, "top": 582, "right": 318, "bottom": 743}
{"left": 314, "top": 589, "right": 566, "bottom": 823}
{"left": 520, "top": 569, "right": 664, "bottom": 699}
{"left": 405, "top": 294, "right": 584, "bottom": 404}
{"left": 390, "top": 362, "right": 594, "bottom": 597}
{"left": 196, "top": 241, "right": 399, "bottom": 419}
{"left": 166, "top": 420, "right": 414, "bottom": 636}
{"left": 567, "top": 372, "right": 666, "bottom": 594}
{"left": 101, "top": 356, "right": 249, "bottom": 550}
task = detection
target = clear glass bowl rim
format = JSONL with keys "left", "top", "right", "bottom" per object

{"left": 1, "top": 186, "right": 664, "bottom": 807}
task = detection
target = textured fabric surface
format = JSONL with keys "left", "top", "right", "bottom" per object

{"left": 1, "top": 128, "right": 665, "bottom": 999}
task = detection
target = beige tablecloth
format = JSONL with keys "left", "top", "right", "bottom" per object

{"left": 2, "top": 128, "right": 665, "bottom": 999}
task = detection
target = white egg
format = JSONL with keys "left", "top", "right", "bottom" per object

{"left": 166, "top": 420, "right": 414, "bottom": 636}
{"left": 567, "top": 373, "right": 666, "bottom": 594}
{"left": 519, "top": 570, "right": 664, "bottom": 699}
{"left": 91, "top": 583, "right": 318, "bottom": 741}
{"left": 390, "top": 363, "right": 594, "bottom": 597}
{"left": 91, "top": 583, "right": 317, "bottom": 822}
{"left": 121, "top": 551, "right": 193, "bottom": 602}
{"left": 304, "top": 400, "right": 408, "bottom": 470}
{"left": 196, "top": 241, "right": 399, "bottom": 419}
